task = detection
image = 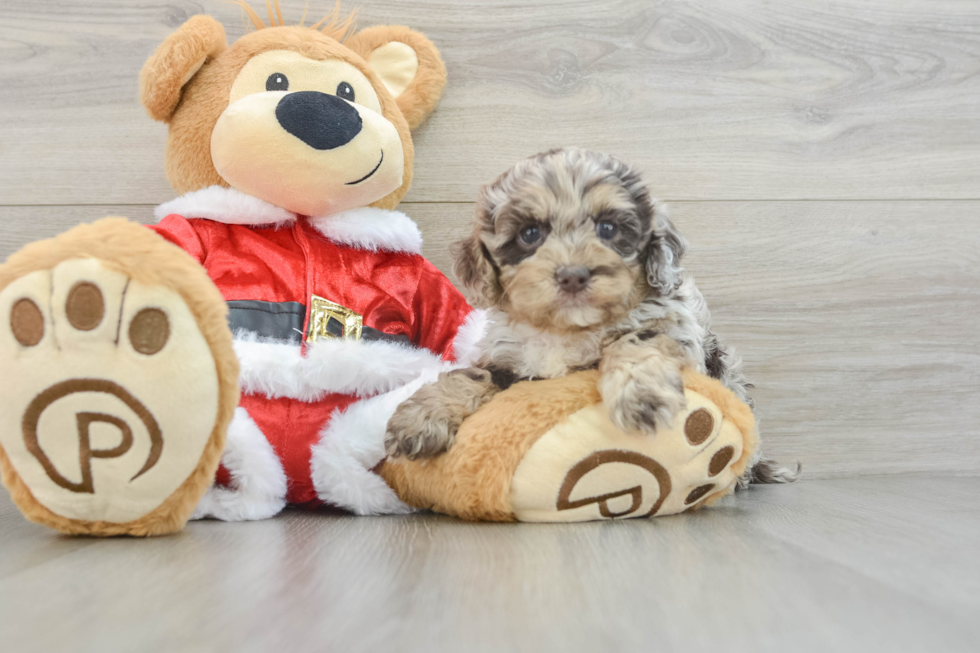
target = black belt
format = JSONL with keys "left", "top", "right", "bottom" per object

{"left": 227, "top": 300, "right": 413, "bottom": 346}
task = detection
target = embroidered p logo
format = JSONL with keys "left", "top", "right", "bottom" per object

{"left": 557, "top": 450, "right": 672, "bottom": 519}
{"left": 22, "top": 379, "right": 163, "bottom": 494}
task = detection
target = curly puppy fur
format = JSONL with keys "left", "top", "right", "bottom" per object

{"left": 386, "top": 148, "right": 798, "bottom": 484}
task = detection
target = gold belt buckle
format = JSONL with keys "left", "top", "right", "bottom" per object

{"left": 307, "top": 295, "right": 363, "bottom": 343}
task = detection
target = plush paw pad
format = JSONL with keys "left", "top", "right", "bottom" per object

{"left": 509, "top": 389, "right": 748, "bottom": 521}
{"left": 0, "top": 259, "right": 220, "bottom": 524}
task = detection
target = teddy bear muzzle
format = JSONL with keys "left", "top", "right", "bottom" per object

{"left": 210, "top": 89, "right": 405, "bottom": 217}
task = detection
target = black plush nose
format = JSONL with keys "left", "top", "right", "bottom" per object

{"left": 556, "top": 266, "right": 591, "bottom": 294}
{"left": 275, "top": 91, "right": 362, "bottom": 150}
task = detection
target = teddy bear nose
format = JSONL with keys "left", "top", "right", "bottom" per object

{"left": 275, "top": 91, "right": 363, "bottom": 150}
{"left": 555, "top": 266, "right": 591, "bottom": 294}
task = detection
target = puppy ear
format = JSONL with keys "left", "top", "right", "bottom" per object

{"left": 139, "top": 15, "right": 227, "bottom": 123}
{"left": 452, "top": 234, "right": 502, "bottom": 308}
{"left": 645, "top": 203, "right": 688, "bottom": 296}
{"left": 346, "top": 25, "right": 447, "bottom": 130}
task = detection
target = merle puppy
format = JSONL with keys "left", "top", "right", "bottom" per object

{"left": 385, "top": 148, "right": 797, "bottom": 485}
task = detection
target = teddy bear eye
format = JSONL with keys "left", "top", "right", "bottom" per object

{"left": 518, "top": 225, "right": 541, "bottom": 246}
{"left": 336, "top": 81, "right": 355, "bottom": 102}
{"left": 596, "top": 221, "right": 618, "bottom": 239}
{"left": 266, "top": 73, "right": 289, "bottom": 92}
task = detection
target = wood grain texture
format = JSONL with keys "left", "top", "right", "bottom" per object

{"left": 1, "top": 476, "right": 978, "bottom": 653}
{"left": 2, "top": 200, "right": 977, "bottom": 478}
{"left": 1, "top": 0, "right": 980, "bottom": 204}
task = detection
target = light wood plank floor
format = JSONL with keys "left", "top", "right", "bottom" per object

{"left": 1, "top": 475, "right": 978, "bottom": 653}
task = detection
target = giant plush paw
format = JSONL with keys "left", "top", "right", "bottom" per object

{"left": 379, "top": 369, "right": 759, "bottom": 522}
{"left": 510, "top": 373, "right": 755, "bottom": 520}
{"left": 0, "top": 219, "right": 238, "bottom": 536}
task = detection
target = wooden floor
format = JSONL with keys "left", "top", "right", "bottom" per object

{"left": 1, "top": 475, "right": 978, "bottom": 652}
{"left": 1, "top": 1, "right": 979, "bottom": 650}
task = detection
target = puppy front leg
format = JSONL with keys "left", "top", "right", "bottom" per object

{"left": 385, "top": 367, "right": 500, "bottom": 460}
{"left": 599, "top": 332, "right": 689, "bottom": 434}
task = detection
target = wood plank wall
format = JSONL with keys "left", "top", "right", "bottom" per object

{"left": 1, "top": 1, "right": 978, "bottom": 478}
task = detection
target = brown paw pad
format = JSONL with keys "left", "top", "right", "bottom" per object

{"left": 11, "top": 298, "right": 44, "bottom": 347}
{"left": 129, "top": 308, "right": 170, "bottom": 355}
{"left": 684, "top": 483, "right": 715, "bottom": 505}
{"left": 708, "top": 446, "right": 735, "bottom": 477}
{"left": 65, "top": 281, "right": 105, "bottom": 331}
{"left": 684, "top": 408, "right": 714, "bottom": 445}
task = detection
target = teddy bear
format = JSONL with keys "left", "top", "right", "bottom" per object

{"left": 0, "top": 7, "right": 482, "bottom": 534}
{"left": 0, "top": 5, "right": 758, "bottom": 535}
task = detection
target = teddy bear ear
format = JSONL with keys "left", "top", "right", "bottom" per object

{"left": 346, "top": 25, "right": 447, "bottom": 131}
{"left": 139, "top": 15, "right": 228, "bottom": 123}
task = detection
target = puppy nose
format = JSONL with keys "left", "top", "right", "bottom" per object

{"left": 275, "top": 91, "right": 362, "bottom": 150}
{"left": 555, "top": 266, "right": 591, "bottom": 294}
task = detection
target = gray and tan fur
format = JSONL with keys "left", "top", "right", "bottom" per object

{"left": 386, "top": 148, "right": 798, "bottom": 485}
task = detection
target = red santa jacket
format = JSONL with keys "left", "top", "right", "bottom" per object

{"left": 149, "top": 186, "right": 485, "bottom": 518}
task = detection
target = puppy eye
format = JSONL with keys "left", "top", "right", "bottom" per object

{"left": 337, "top": 82, "right": 355, "bottom": 102}
{"left": 518, "top": 225, "right": 542, "bottom": 246}
{"left": 596, "top": 221, "right": 618, "bottom": 239}
{"left": 266, "top": 73, "right": 289, "bottom": 92}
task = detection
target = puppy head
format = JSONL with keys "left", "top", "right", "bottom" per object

{"left": 139, "top": 4, "right": 446, "bottom": 216}
{"left": 453, "top": 148, "right": 686, "bottom": 332}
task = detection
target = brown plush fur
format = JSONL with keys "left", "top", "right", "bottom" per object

{"left": 380, "top": 369, "right": 757, "bottom": 521}
{"left": 139, "top": 15, "right": 228, "bottom": 123}
{"left": 140, "top": 11, "right": 446, "bottom": 211}
{"left": 0, "top": 219, "right": 239, "bottom": 536}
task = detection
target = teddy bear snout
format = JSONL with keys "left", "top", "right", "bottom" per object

{"left": 275, "top": 91, "right": 363, "bottom": 151}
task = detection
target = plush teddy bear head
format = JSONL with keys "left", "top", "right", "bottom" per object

{"left": 139, "top": 4, "right": 446, "bottom": 216}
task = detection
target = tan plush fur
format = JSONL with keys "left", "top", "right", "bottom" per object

{"left": 140, "top": 12, "right": 447, "bottom": 211}
{"left": 381, "top": 372, "right": 603, "bottom": 521}
{"left": 380, "top": 369, "right": 757, "bottom": 521}
{"left": 0, "top": 219, "right": 239, "bottom": 536}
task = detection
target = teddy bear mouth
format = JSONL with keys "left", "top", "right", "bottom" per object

{"left": 345, "top": 150, "right": 384, "bottom": 186}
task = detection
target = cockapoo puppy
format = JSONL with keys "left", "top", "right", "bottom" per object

{"left": 386, "top": 148, "right": 796, "bottom": 484}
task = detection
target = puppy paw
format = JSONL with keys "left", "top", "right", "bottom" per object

{"left": 384, "top": 397, "right": 461, "bottom": 460}
{"left": 600, "top": 364, "right": 686, "bottom": 434}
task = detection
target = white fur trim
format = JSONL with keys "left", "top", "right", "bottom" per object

{"left": 307, "top": 207, "right": 423, "bottom": 254}
{"left": 451, "top": 308, "right": 488, "bottom": 367}
{"left": 234, "top": 332, "right": 447, "bottom": 401}
{"left": 156, "top": 188, "right": 425, "bottom": 254}
{"left": 310, "top": 369, "right": 442, "bottom": 515}
{"left": 190, "top": 408, "right": 288, "bottom": 521}
{"left": 306, "top": 312, "right": 483, "bottom": 514}
{"left": 155, "top": 186, "right": 295, "bottom": 226}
